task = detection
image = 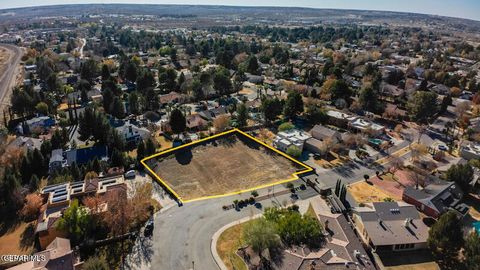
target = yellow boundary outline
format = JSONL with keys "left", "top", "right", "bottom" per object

{"left": 141, "top": 128, "right": 313, "bottom": 203}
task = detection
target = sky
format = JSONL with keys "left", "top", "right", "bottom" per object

{"left": 0, "top": 0, "right": 479, "bottom": 21}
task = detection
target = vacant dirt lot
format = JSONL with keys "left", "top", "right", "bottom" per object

{"left": 146, "top": 132, "right": 304, "bottom": 201}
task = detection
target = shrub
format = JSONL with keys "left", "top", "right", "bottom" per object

{"left": 251, "top": 190, "right": 259, "bottom": 197}
{"left": 278, "top": 122, "right": 295, "bottom": 132}
{"left": 286, "top": 145, "right": 302, "bottom": 158}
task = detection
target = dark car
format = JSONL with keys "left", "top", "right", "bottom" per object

{"left": 144, "top": 219, "right": 154, "bottom": 237}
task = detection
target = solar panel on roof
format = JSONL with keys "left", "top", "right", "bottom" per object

{"left": 53, "top": 190, "right": 67, "bottom": 197}
{"left": 51, "top": 195, "right": 68, "bottom": 203}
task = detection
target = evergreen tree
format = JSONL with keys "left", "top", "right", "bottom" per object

{"left": 169, "top": 109, "right": 186, "bottom": 135}
{"left": 236, "top": 103, "right": 248, "bottom": 128}
{"left": 427, "top": 211, "right": 464, "bottom": 268}
{"left": 136, "top": 140, "right": 146, "bottom": 162}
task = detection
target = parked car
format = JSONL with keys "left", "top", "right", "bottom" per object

{"left": 438, "top": 145, "right": 448, "bottom": 151}
{"left": 124, "top": 170, "right": 136, "bottom": 179}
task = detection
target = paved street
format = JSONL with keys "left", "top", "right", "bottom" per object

{"left": 0, "top": 44, "right": 23, "bottom": 119}
{"left": 125, "top": 127, "right": 429, "bottom": 270}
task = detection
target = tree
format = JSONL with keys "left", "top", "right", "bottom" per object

{"left": 278, "top": 122, "right": 295, "bottom": 132}
{"left": 265, "top": 208, "right": 323, "bottom": 248}
{"left": 246, "top": 55, "right": 260, "bottom": 75}
{"left": 445, "top": 163, "right": 474, "bottom": 193}
{"left": 169, "top": 109, "right": 186, "bottom": 135}
{"left": 145, "top": 138, "right": 156, "bottom": 156}
{"left": 124, "top": 61, "right": 137, "bottom": 82}
{"left": 136, "top": 140, "right": 146, "bottom": 162}
{"left": 428, "top": 211, "right": 464, "bottom": 268}
{"left": 283, "top": 91, "right": 304, "bottom": 119}
{"left": 286, "top": 145, "right": 301, "bottom": 158}
{"left": 128, "top": 91, "right": 141, "bottom": 115}
{"left": 101, "top": 64, "right": 110, "bottom": 81}
{"left": 359, "top": 87, "right": 383, "bottom": 114}
{"left": 83, "top": 256, "right": 109, "bottom": 270}
{"left": 111, "top": 97, "right": 125, "bottom": 119}
{"left": 407, "top": 91, "right": 438, "bottom": 123}
{"left": 243, "top": 218, "right": 281, "bottom": 256}
{"left": 20, "top": 193, "right": 43, "bottom": 221}
{"left": 236, "top": 103, "right": 248, "bottom": 128}
{"left": 136, "top": 68, "right": 155, "bottom": 94}
{"left": 56, "top": 199, "right": 92, "bottom": 245}
{"left": 213, "top": 67, "right": 232, "bottom": 96}
{"left": 213, "top": 115, "right": 230, "bottom": 132}
{"left": 261, "top": 98, "right": 282, "bottom": 124}
{"left": 320, "top": 78, "right": 352, "bottom": 104}
{"left": 158, "top": 67, "right": 177, "bottom": 92}
{"left": 35, "top": 102, "right": 49, "bottom": 115}
{"left": 464, "top": 231, "right": 480, "bottom": 270}
{"left": 103, "top": 189, "right": 132, "bottom": 237}
{"left": 80, "top": 59, "right": 98, "bottom": 82}
{"left": 305, "top": 104, "right": 327, "bottom": 125}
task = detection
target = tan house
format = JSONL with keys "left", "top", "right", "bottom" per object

{"left": 8, "top": 238, "right": 82, "bottom": 270}
{"left": 36, "top": 175, "right": 126, "bottom": 249}
{"left": 351, "top": 201, "right": 429, "bottom": 252}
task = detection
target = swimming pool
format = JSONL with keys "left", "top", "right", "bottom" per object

{"left": 473, "top": 221, "right": 480, "bottom": 233}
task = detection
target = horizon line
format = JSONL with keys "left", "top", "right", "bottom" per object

{"left": 0, "top": 2, "right": 478, "bottom": 23}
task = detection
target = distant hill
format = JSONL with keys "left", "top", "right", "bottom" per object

{"left": 1, "top": 4, "right": 479, "bottom": 32}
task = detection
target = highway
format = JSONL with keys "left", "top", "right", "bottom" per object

{"left": 0, "top": 44, "right": 23, "bottom": 118}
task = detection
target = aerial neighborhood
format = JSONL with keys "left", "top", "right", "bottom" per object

{"left": 1, "top": 3, "right": 480, "bottom": 270}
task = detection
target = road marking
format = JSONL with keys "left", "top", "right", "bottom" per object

{"left": 141, "top": 128, "right": 313, "bottom": 204}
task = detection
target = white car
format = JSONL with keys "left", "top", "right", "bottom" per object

{"left": 124, "top": 170, "right": 136, "bottom": 179}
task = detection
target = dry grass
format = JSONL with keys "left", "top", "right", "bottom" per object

{"left": 0, "top": 47, "right": 12, "bottom": 76}
{"left": 216, "top": 220, "right": 254, "bottom": 270}
{"left": 154, "top": 133, "right": 173, "bottom": 151}
{"left": 348, "top": 182, "right": 395, "bottom": 204}
{"left": 380, "top": 250, "right": 439, "bottom": 270}
{"left": 147, "top": 132, "right": 302, "bottom": 201}
{"left": 0, "top": 221, "right": 36, "bottom": 258}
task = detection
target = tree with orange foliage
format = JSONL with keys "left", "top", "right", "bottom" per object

{"left": 20, "top": 193, "right": 43, "bottom": 221}
{"left": 213, "top": 115, "right": 231, "bottom": 133}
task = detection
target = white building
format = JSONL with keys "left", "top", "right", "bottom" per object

{"left": 460, "top": 143, "right": 480, "bottom": 160}
{"left": 273, "top": 129, "right": 311, "bottom": 152}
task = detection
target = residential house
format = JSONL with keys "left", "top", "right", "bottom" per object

{"left": 49, "top": 145, "right": 109, "bottom": 173}
{"left": 304, "top": 125, "right": 342, "bottom": 154}
{"left": 36, "top": 175, "right": 126, "bottom": 249}
{"left": 460, "top": 143, "right": 480, "bottom": 160}
{"left": 273, "top": 129, "right": 311, "bottom": 152}
{"left": 349, "top": 118, "right": 385, "bottom": 136}
{"left": 115, "top": 123, "right": 151, "bottom": 145}
{"left": 16, "top": 116, "right": 56, "bottom": 135}
{"left": 7, "top": 136, "right": 42, "bottom": 152}
{"left": 351, "top": 202, "right": 429, "bottom": 252}
{"left": 310, "top": 125, "right": 342, "bottom": 143}
{"left": 273, "top": 207, "right": 375, "bottom": 269}
{"left": 198, "top": 105, "right": 228, "bottom": 121}
{"left": 186, "top": 114, "right": 208, "bottom": 130}
{"left": 402, "top": 180, "right": 468, "bottom": 218}
{"left": 159, "top": 91, "right": 187, "bottom": 105}
{"left": 326, "top": 110, "right": 356, "bottom": 128}
{"left": 7, "top": 238, "right": 82, "bottom": 270}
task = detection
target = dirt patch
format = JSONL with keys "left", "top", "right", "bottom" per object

{"left": 348, "top": 181, "right": 398, "bottom": 203}
{"left": 0, "top": 221, "right": 36, "bottom": 259}
{"left": 145, "top": 131, "right": 306, "bottom": 201}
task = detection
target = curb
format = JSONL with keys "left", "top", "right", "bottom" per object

{"left": 210, "top": 214, "right": 263, "bottom": 270}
